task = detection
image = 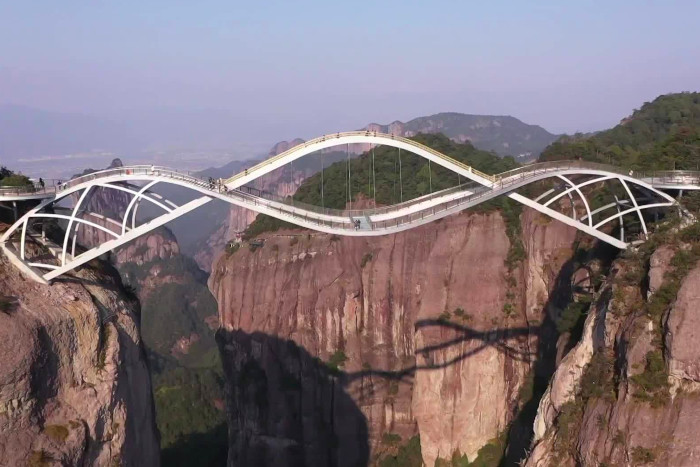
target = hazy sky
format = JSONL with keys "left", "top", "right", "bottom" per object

{"left": 1, "top": 0, "right": 699, "bottom": 138}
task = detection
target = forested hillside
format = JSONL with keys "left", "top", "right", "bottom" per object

{"left": 116, "top": 235, "right": 227, "bottom": 466}
{"left": 540, "top": 92, "right": 700, "bottom": 169}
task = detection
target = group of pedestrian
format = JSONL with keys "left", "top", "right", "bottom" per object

{"left": 353, "top": 219, "right": 361, "bottom": 230}
{"left": 208, "top": 177, "right": 225, "bottom": 192}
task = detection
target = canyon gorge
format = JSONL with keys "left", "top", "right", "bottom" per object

{"left": 2, "top": 93, "right": 700, "bottom": 467}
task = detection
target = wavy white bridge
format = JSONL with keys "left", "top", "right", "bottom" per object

{"left": 1, "top": 131, "right": 696, "bottom": 284}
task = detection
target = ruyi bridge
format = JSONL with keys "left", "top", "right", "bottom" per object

{"left": 1, "top": 131, "right": 698, "bottom": 284}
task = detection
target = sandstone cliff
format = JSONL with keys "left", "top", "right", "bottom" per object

{"left": 0, "top": 248, "right": 160, "bottom": 466}
{"left": 194, "top": 152, "right": 314, "bottom": 271}
{"left": 525, "top": 226, "right": 700, "bottom": 467}
{"left": 209, "top": 207, "right": 580, "bottom": 465}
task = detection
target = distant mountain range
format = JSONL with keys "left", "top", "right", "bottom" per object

{"left": 261, "top": 113, "right": 560, "bottom": 161}
{"left": 363, "top": 113, "right": 559, "bottom": 158}
{"left": 1, "top": 105, "right": 558, "bottom": 174}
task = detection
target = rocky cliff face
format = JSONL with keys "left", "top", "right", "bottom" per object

{"left": 0, "top": 249, "right": 160, "bottom": 466}
{"left": 114, "top": 227, "right": 218, "bottom": 361}
{"left": 209, "top": 208, "right": 580, "bottom": 465}
{"left": 194, "top": 155, "right": 313, "bottom": 272}
{"left": 525, "top": 229, "right": 700, "bottom": 467}
{"left": 115, "top": 226, "right": 180, "bottom": 266}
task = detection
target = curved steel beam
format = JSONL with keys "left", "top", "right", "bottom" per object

{"left": 121, "top": 180, "right": 161, "bottom": 235}
{"left": 543, "top": 175, "right": 613, "bottom": 208}
{"left": 557, "top": 174, "right": 593, "bottom": 227}
{"left": 61, "top": 187, "right": 92, "bottom": 265}
{"left": 94, "top": 182, "right": 173, "bottom": 213}
{"left": 31, "top": 214, "right": 121, "bottom": 239}
{"left": 593, "top": 203, "right": 674, "bottom": 229}
{"left": 224, "top": 131, "right": 496, "bottom": 189}
{"left": 619, "top": 178, "right": 649, "bottom": 237}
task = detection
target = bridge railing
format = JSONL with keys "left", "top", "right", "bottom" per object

{"left": 224, "top": 131, "right": 496, "bottom": 186}
{"left": 494, "top": 162, "right": 700, "bottom": 187}
{"left": 494, "top": 160, "right": 632, "bottom": 182}
{"left": 54, "top": 166, "right": 217, "bottom": 193}
{"left": 235, "top": 181, "right": 482, "bottom": 218}
{"left": 368, "top": 185, "right": 495, "bottom": 231}
{"left": 228, "top": 180, "right": 495, "bottom": 232}
{"left": 0, "top": 180, "right": 59, "bottom": 196}
{"left": 636, "top": 170, "right": 700, "bottom": 186}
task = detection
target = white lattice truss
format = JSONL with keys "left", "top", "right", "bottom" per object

{"left": 0, "top": 131, "right": 688, "bottom": 284}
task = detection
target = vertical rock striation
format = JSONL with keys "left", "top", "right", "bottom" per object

{"left": 210, "top": 208, "right": 578, "bottom": 465}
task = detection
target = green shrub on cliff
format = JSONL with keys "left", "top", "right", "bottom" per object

{"left": 326, "top": 350, "right": 348, "bottom": 373}
{"left": 556, "top": 300, "right": 590, "bottom": 334}
{"left": 631, "top": 446, "right": 657, "bottom": 464}
{"left": 468, "top": 432, "right": 508, "bottom": 467}
{"left": 631, "top": 350, "right": 668, "bottom": 407}
{"left": 43, "top": 424, "right": 69, "bottom": 442}
{"left": 377, "top": 435, "right": 422, "bottom": 467}
{"left": 381, "top": 432, "right": 402, "bottom": 446}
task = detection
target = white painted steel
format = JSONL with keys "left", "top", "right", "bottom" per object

{"left": 223, "top": 132, "right": 496, "bottom": 189}
{"left": 61, "top": 187, "right": 92, "bottom": 265}
{"left": 43, "top": 196, "right": 212, "bottom": 281}
{"left": 620, "top": 178, "right": 649, "bottom": 237}
{"left": 1, "top": 133, "right": 695, "bottom": 283}
{"left": 557, "top": 174, "right": 593, "bottom": 227}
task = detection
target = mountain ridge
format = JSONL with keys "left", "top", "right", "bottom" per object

{"left": 363, "top": 111, "right": 559, "bottom": 158}
{"left": 540, "top": 92, "right": 700, "bottom": 168}
{"left": 263, "top": 112, "right": 559, "bottom": 161}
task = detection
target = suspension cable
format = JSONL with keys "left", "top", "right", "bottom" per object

{"left": 347, "top": 143, "right": 351, "bottom": 209}
{"left": 290, "top": 160, "right": 294, "bottom": 206}
{"left": 399, "top": 147, "right": 403, "bottom": 203}
{"left": 393, "top": 149, "right": 397, "bottom": 203}
{"left": 372, "top": 145, "right": 377, "bottom": 207}
{"left": 321, "top": 152, "right": 324, "bottom": 209}
{"left": 368, "top": 144, "right": 371, "bottom": 198}
{"left": 428, "top": 159, "right": 432, "bottom": 193}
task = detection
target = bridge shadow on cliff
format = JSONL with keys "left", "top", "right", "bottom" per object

{"left": 215, "top": 317, "right": 542, "bottom": 467}
{"left": 214, "top": 242, "right": 621, "bottom": 466}
{"left": 342, "top": 320, "right": 536, "bottom": 387}
{"left": 216, "top": 329, "right": 371, "bottom": 467}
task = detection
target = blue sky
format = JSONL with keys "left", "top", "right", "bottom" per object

{"left": 1, "top": 0, "right": 699, "bottom": 137}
